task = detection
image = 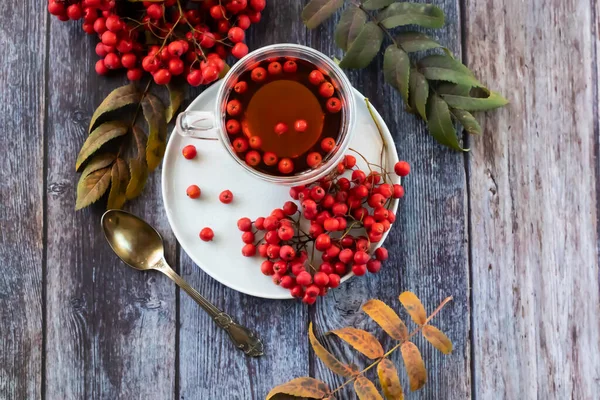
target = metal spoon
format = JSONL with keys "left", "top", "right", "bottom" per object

{"left": 101, "top": 209, "right": 264, "bottom": 357}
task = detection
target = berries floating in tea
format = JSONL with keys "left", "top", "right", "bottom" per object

{"left": 224, "top": 57, "right": 344, "bottom": 176}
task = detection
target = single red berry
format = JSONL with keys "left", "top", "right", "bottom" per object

{"left": 392, "top": 184, "right": 405, "bottom": 198}
{"left": 294, "top": 119, "right": 308, "bottom": 132}
{"left": 234, "top": 81, "right": 248, "bottom": 93}
{"left": 370, "top": 222, "right": 385, "bottom": 235}
{"left": 209, "top": 5, "right": 226, "bottom": 19}
{"left": 226, "top": 119, "right": 241, "bottom": 135}
{"left": 308, "top": 70, "right": 325, "bottom": 85}
{"left": 67, "top": 4, "right": 83, "bottom": 20}
{"left": 302, "top": 199, "right": 317, "bottom": 212}
{"left": 367, "top": 259, "right": 381, "bottom": 273}
{"left": 95, "top": 59, "right": 109, "bottom": 75}
{"left": 217, "top": 20, "right": 231, "bottom": 34}
{"left": 226, "top": 100, "right": 242, "bottom": 117}
{"left": 381, "top": 219, "right": 391, "bottom": 232}
{"left": 266, "top": 244, "right": 280, "bottom": 258}
{"left": 352, "top": 264, "right": 367, "bottom": 276}
{"left": 306, "top": 284, "right": 320, "bottom": 298}
{"left": 237, "top": 14, "right": 251, "bottom": 29}
{"left": 283, "top": 60, "right": 297, "bottom": 73}
{"left": 296, "top": 271, "right": 312, "bottom": 286}
{"left": 309, "top": 222, "right": 323, "bottom": 238}
{"left": 202, "top": 66, "right": 219, "bottom": 84}
{"left": 321, "top": 137, "right": 336, "bottom": 153}
{"left": 103, "top": 53, "right": 121, "bottom": 70}
{"left": 251, "top": 66, "right": 267, "bottom": 82}
{"left": 394, "top": 161, "right": 410, "bottom": 176}
{"left": 127, "top": 68, "right": 143, "bottom": 81}
{"left": 319, "top": 262, "right": 334, "bottom": 275}
{"left": 323, "top": 218, "right": 340, "bottom": 232}
{"left": 369, "top": 231, "right": 383, "bottom": 243}
{"left": 283, "top": 201, "right": 298, "bottom": 215}
{"left": 326, "top": 97, "right": 342, "bottom": 113}
{"left": 245, "top": 150, "right": 261, "bottom": 166}
{"left": 182, "top": 145, "right": 197, "bottom": 159}
{"left": 314, "top": 272, "right": 329, "bottom": 287}
{"left": 280, "top": 275, "right": 294, "bottom": 289}
{"left": 101, "top": 33, "right": 117, "bottom": 48}
{"left": 254, "top": 217, "right": 265, "bottom": 231}
{"left": 289, "top": 185, "right": 304, "bottom": 200}
{"left": 319, "top": 82, "right": 335, "bottom": 98}
{"left": 337, "top": 178, "right": 350, "bottom": 192}
{"left": 368, "top": 193, "right": 386, "bottom": 208}
{"left": 233, "top": 137, "right": 249, "bottom": 153}
{"left": 306, "top": 152, "right": 322, "bottom": 169}
{"left": 322, "top": 194, "right": 335, "bottom": 209}
{"left": 274, "top": 122, "right": 288, "bottom": 135}
{"left": 373, "top": 207, "right": 388, "bottom": 222}
{"left": 291, "top": 285, "right": 304, "bottom": 298}
{"left": 199, "top": 227, "right": 214, "bottom": 242}
{"left": 167, "top": 41, "right": 185, "bottom": 57}
{"left": 326, "top": 246, "right": 341, "bottom": 260}
{"left": 268, "top": 61, "right": 282, "bottom": 75}
{"left": 273, "top": 261, "right": 287, "bottom": 275}
{"left": 228, "top": 27, "right": 245, "bottom": 43}
{"left": 302, "top": 294, "right": 317, "bottom": 305}
{"left": 154, "top": 69, "right": 171, "bottom": 85}
{"left": 280, "top": 245, "right": 296, "bottom": 261}
{"left": 241, "top": 243, "right": 256, "bottom": 257}
{"left": 250, "top": 0, "right": 266, "bottom": 11}
{"left": 339, "top": 249, "right": 354, "bottom": 264}
{"left": 290, "top": 262, "right": 304, "bottom": 277}
{"left": 374, "top": 247, "right": 389, "bottom": 262}
{"left": 336, "top": 163, "right": 345, "bottom": 174}
{"left": 315, "top": 233, "right": 332, "bottom": 251}
{"left": 242, "top": 231, "right": 255, "bottom": 244}
{"left": 278, "top": 225, "right": 294, "bottom": 241}
{"left": 260, "top": 260, "right": 274, "bottom": 275}
{"left": 353, "top": 251, "right": 370, "bottom": 265}
{"left": 263, "top": 216, "right": 280, "bottom": 230}
{"left": 147, "top": 4, "right": 164, "bottom": 19}
{"left": 186, "top": 184, "right": 201, "bottom": 199}
{"left": 199, "top": 32, "right": 216, "bottom": 48}
{"left": 48, "top": 1, "right": 65, "bottom": 16}
{"left": 334, "top": 262, "right": 347, "bottom": 275}
{"left": 231, "top": 42, "right": 249, "bottom": 59}
{"left": 332, "top": 203, "right": 348, "bottom": 216}
{"left": 315, "top": 211, "right": 331, "bottom": 227}
{"left": 278, "top": 158, "right": 294, "bottom": 174}
{"left": 168, "top": 58, "right": 184, "bottom": 76}
{"left": 216, "top": 189, "right": 233, "bottom": 204}
{"left": 121, "top": 53, "right": 137, "bottom": 69}
{"left": 388, "top": 211, "right": 396, "bottom": 223}
{"left": 328, "top": 274, "right": 341, "bottom": 288}
{"left": 343, "top": 155, "right": 356, "bottom": 169}
{"left": 237, "top": 217, "right": 252, "bottom": 231}
{"left": 187, "top": 69, "right": 203, "bottom": 87}
{"left": 249, "top": 136, "right": 262, "bottom": 149}
{"left": 263, "top": 152, "right": 278, "bottom": 166}
{"left": 377, "top": 183, "right": 393, "bottom": 199}
{"left": 310, "top": 186, "right": 325, "bottom": 202}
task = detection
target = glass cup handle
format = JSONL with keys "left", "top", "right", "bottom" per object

{"left": 175, "top": 111, "right": 219, "bottom": 139}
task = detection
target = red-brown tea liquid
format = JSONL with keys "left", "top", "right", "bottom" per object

{"left": 224, "top": 58, "right": 343, "bottom": 175}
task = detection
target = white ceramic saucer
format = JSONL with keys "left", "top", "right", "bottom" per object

{"left": 162, "top": 81, "right": 399, "bottom": 299}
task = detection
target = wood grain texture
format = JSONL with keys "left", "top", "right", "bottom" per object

{"left": 177, "top": 3, "right": 310, "bottom": 399}
{"left": 464, "top": 0, "right": 600, "bottom": 397}
{"left": 45, "top": 20, "right": 176, "bottom": 400}
{"left": 309, "top": 1, "right": 471, "bottom": 399}
{"left": 0, "top": 1, "right": 46, "bottom": 399}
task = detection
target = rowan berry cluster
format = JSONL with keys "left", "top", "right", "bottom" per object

{"left": 47, "top": 0, "right": 265, "bottom": 86}
{"left": 238, "top": 157, "right": 411, "bottom": 303}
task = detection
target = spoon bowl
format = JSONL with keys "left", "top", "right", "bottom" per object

{"left": 101, "top": 210, "right": 165, "bottom": 270}
{"left": 100, "top": 209, "right": 264, "bottom": 357}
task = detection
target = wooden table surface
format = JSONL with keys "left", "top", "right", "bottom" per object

{"left": 2, "top": 0, "right": 600, "bottom": 399}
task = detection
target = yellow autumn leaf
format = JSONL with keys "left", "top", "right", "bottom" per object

{"left": 399, "top": 292, "right": 427, "bottom": 325}
{"left": 354, "top": 375, "right": 383, "bottom": 400}
{"left": 266, "top": 377, "right": 330, "bottom": 400}
{"left": 308, "top": 322, "right": 354, "bottom": 377}
{"left": 362, "top": 299, "right": 408, "bottom": 341}
{"left": 422, "top": 325, "right": 453, "bottom": 354}
{"left": 330, "top": 327, "right": 384, "bottom": 359}
{"left": 401, "top": 342, "right": 427, "bottom": 391}
{"left": 377, "top": 359, "right": 404, "bottom": 400}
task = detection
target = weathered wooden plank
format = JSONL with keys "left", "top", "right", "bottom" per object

{"left": 465, "top": 0, "right": 600, "bottom": 397}
{"left": 0, "top": 0, "right": 46, "bottom": 398}
{"left": 177, "top": 3, "right": 310, "bottom": 399}
{"left": 45, "top": 20, "right": 176, "bottom": 399}
{"left": 309, "top": 1, "right": 471, "bottom": 399}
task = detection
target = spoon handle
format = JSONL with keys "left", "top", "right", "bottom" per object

{"left": 157, "top": 260, "right": 264, "bottom": 357}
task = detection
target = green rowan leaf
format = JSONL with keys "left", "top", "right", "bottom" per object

{"left": 302, "top": 0, "right": 344, "bottom": 29}
{"left": 165, "top": 82, "right": 185, "bottom": 123}
{"left": 339, "top": 22, "right": 384, "bottom": 69}
{"left": 409, "top": 69, "right": 429, "bottom": 121}
{"left": 419, "top": 55, "right": 483, "bottom": 87}
{"left": 427, "top": 93, "right": 466, "bottom": 151}
{"left": 143, "top": 93, "right": 167, "bottom": 171}
{"left": 378, "top": 3, "right": 445, "bottom": 29}
{"left": 396, "top": 31, "right": 444, "bottom": 53}
{"left": 451, "top": 109, "right": 482, "bottom": 135}
{"left": 442, "top": 90, "right": 508, "bottom": 111}
{"left": 383, "top": 45, "right": 410, "bottom": 105}
{"left": 335, "top": 6, "right": 368, "bottom": 51}
{"left": 362, "top": 0, "right": 395, "bottom": 10}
